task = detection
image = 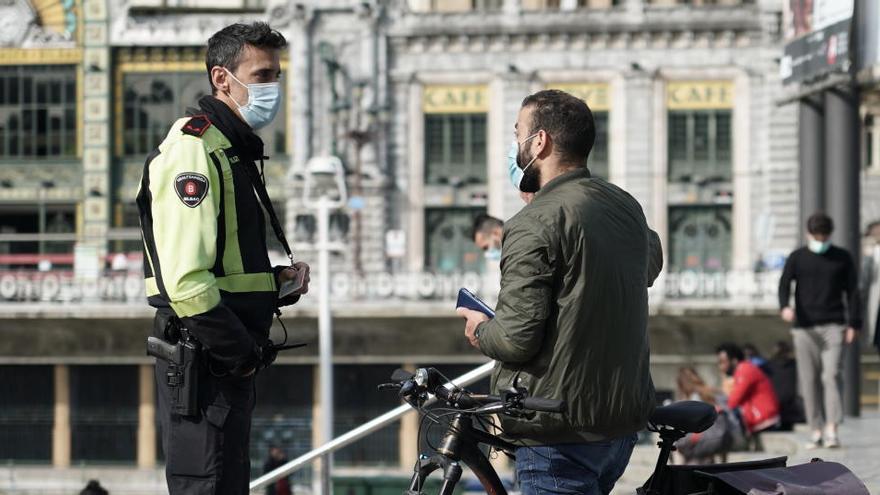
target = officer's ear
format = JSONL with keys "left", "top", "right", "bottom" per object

{"left": 210, "top": 66, "right": 230, "bottom": 95}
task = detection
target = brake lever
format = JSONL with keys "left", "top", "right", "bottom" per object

{"left": 399, "top": 380, "right": 417, "bottom": 399}
{"left": 377, "top": 383, "right": 401, "bottom": 391}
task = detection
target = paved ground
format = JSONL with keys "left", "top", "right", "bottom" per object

{"left": 613, "top": 411, "right": 880, "bottom": 494}
{"left": 2, "top": 413, "right": 878, "bottom": 494}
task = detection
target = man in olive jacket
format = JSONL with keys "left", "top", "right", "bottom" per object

{"left": 458, "top": 90, "right": 661, "bottom": 494}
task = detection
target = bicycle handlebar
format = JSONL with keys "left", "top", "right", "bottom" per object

{"left": 380, "top": 367, "right": 566, "bottom": 416}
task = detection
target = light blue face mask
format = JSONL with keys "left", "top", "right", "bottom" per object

{"left": 507, "top": 133, "right": 539, "bottom": 191}
{"left": 226, "top": 69, "right": 281, "bottom": 130}
{"left": 484, "top": 246, "right": 501, "bottom": 261}
{"left": 808, "top": 238, "right": 831, "bottom": 254}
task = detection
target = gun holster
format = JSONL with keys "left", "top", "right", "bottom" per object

{"left": 149, "top": 312, "right": 202, "bottom": 417}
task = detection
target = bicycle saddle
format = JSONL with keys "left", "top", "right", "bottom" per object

{"left": 649, "top": 401, "right": 717, "bottom": 433}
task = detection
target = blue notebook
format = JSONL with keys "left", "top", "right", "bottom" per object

{"left": 456, "top": 288, "right": 495, "bottom": 318}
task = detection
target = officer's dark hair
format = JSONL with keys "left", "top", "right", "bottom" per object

{"left": 472, "top": 214, "right": 503, "bottom": 242}
{"left": 715, "top": 342, "right": 745, "bottom": 362}
{"left": 520, "top": 89, "right": 595, "bottom": 168}
{"left": 806, "top": 212, "right": 834, "bottom": 236}
{"left": 206, "top": 22, "right": 287, "bottom": 93}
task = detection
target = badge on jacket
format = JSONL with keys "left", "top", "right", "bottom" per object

{"left": 174, "top": 173, "right": 209, "bottom": 208}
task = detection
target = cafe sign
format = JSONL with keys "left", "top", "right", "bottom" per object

{"left": 423, "top": 85, "right": 489, "bottom": 114}
{"left": 667, "top": 81, "right": 734, "bottom": 110}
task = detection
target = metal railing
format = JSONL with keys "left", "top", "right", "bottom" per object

{"left": 249, "top": 361, "right": 495, "bottom": 490}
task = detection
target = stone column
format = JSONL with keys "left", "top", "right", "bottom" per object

{"left": 798, "top": 94, "right": 824, "bottom": 240}
{"left": 406, "top": 82, "right": 425, "bottom": 271}
{"left": 137, "top": 364, "right": 156, "bottom": 468}
{"left": 311, "top": 364, "right": 325, "bottom": 494}
{"left": 731, "top": 71, "right": 752, "bottom": 272}
{"left": 52, "top": 364, "right": 71, "bottom": 468}
{"left": 824, "top": 87, "right": 861, "bottom": 417}
{"left": 81, "top": 0, "right": 112, "bottom": 259}
{"left": 283, "top": 14, "right": 312, "bottom": 240}
{"left": 398, "top": 363, "right": 418, "bottom": 470}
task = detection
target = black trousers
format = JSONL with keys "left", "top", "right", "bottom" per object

{"left": 154, "top": 315, "right": 256, "bottom": 494}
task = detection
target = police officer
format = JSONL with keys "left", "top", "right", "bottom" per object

{"left": 136, "top": 22, "right": 309, "bottom": 494}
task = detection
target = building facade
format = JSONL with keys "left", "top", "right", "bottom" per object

{"left": 4, "top": 0, "right": 879, "bottom": 486}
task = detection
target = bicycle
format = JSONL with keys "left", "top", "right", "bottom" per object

{"left": 383, "top": 368, "right": 867, "bottom": 495}
{"left": 379, "top": 367, "right": 565, "bottom": 494}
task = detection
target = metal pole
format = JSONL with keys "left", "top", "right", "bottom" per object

{"left": 824, "top": 87, "right": 861, "bottom": 417}
{"left": 317, "top": 195, "right": 333, "bottom": 493}
{"left": 798, "top": 95, "right": 825, "bottom": 240}
{"left": 250, "top": 361, "right": 495, "bottom": 490}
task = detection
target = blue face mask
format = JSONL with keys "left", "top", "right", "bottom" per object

{"left": 226, "top": 69, "right": 281, "bottom": 130}
{"left": 808, "top": 238, "right": 831, "bottom": 254}
{"left": 484, "top": 246, "right": 501, "bottom": 262}
{"left": 507, "top": 133, "right": 539, "bottom": 191}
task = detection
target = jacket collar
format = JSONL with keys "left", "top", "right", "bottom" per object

{"left": 534, "top": 167, "right": 591, "bottom": 198}
{"left": 190, "top": 96, "right": 265, "bottom": 162}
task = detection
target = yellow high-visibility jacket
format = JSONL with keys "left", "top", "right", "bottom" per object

{"left": 137, "top": 113, "right": 281, "bottom": 374}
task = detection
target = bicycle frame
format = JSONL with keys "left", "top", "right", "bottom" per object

{"left": 407, "top": 413, "right": 517, "bottom": 495}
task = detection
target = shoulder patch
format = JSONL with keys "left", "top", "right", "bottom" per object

{"left": 181, "top": 115, "right": 212, "bottom": 137}
{"left": 174, "top": 173, "right": 209, "bottom": 208}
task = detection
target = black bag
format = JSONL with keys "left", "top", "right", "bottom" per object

{"left": 698, "top": 459, "right": 870, "bottom": 495}
{"left": 649, "top": 456, "right": 788, "bottom": 495}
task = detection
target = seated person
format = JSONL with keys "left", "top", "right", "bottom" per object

{"left": 676, "top": 366, "right": 717, "bottom": 404}
{"left": 676, "top": 343, "right": 780, "bottom": 463}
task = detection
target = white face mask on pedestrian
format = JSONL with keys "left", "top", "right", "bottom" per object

{"left": 808, "top": 236, "right": 831, "bottom": 254}
{"left": 225, "top": 68, "right": 281, "bottom": 130}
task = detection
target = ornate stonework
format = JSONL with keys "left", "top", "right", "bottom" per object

{"left": 0, "top": 0, "right": 35, "bottom": 47}
{"left": 109, "top": 0, "right": 266, "bottom": 46}
{"left": 0, "top": 0, "right": 79, "bottom": 48}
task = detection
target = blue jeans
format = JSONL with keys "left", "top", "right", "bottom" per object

{"left": 515, "top": 434, "right": 638, "bottom": 495}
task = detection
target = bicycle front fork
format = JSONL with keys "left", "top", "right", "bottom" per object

{"left": 407, "top": 454, "right": 462, "bottom": 495}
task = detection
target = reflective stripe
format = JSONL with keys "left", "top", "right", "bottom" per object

{"left": 145, "top": 277, "right": 159, "bottom": 297}
{"left": 146, "top": 272, "right": 275, "bottom": 298}
{"left": 215, "top": 272, "right": 276, "bottom": 293}
{"left": 169, "top": 287, "right": 222, "bottom": 318}
{"left": 215, "top": 150, "right": 244, "bottom": 275}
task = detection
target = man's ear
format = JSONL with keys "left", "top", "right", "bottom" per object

{"left": 535, "top": 129, "right": 552, "bottom": 159}
{"left": 210, "top": 66, "right": 229, "bottom": 94}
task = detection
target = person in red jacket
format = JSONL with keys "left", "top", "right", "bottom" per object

{"left": 718, "top": 342, "right": 781, "bottom": 434}
{"left": 676, "top": 343, "right": 780, "bottom": 463}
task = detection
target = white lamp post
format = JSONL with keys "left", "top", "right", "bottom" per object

{"left": 302, "top": 156, "right": 347, "bottom": 495}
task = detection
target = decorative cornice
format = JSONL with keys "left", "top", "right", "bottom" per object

{"left": 389, "top": 4, "right": 765, "bottom": 53}
{"left": 393, "top": 26, "right": 753, "bottom": 55}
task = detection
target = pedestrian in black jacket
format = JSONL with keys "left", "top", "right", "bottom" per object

{"left": 778, "top": 212, "right": 860, "bottom": 449}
